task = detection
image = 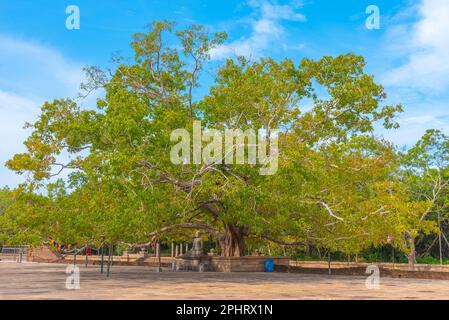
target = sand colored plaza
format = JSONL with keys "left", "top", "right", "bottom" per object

{"left": 1, "top": 262, "right": 449, "bottom": 300}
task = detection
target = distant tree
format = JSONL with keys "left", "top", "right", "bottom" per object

{"left": 0, "top": 187, "right": 13, "bottom": 244}
{"left": 398, "top": 129, "right": 449, "bottom": 269}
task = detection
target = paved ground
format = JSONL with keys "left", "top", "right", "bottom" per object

{"left": 1, "top": 261, "right": 449, "bottom": 300}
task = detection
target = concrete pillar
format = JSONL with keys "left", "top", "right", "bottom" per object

{"left": 175, "top": 245, "right": 179, "bottom": 257}
{"left": 180, "top": 243, "right": 183, "bottom": 256}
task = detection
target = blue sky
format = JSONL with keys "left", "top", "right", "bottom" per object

{"left": 1, "top": 0, "right": 449, "bottom": 187}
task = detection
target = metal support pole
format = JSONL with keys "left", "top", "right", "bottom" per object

{"left": 100, "top": 246, "right": 104, "bottom": 274}
{"left": 107, "top": 244, "right": 112, "bottom": 277}
{"left": 392, "top": 244, "right": 395, "bottom": 265}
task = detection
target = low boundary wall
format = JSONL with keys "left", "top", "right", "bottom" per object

{"left": 26, "top": 246, "right": 449, "bottom": 279}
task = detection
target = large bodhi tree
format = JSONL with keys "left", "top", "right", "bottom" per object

{"left": 7, "top": 20, "right": 418, "bottom": 257}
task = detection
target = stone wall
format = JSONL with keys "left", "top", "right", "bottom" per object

{"left": 287, "top": 261, "right": 449, "bottom": 280}
{"left": 209, "top": 256, "right": 289, "bottom": 272}
{"left": 287, "top": 265, "right": 449, "bottom": 280}
{"left": 30, "top": 245, "right": 290, "bottom": 272}
{"left": 29, "top": 248, "right": 175, "bottom": 267}
{"left": 289, "top": 260, "right": 449, "bottom": 272}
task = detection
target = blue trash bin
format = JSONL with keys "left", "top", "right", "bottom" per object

{"left": 265, "top": 258, "right": 274, "bottom": 272}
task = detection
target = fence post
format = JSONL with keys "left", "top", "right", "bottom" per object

{"left": 107, "top": 244, "right": 112, "bottom": 277}
{"left": 100, "top": 246, "right": 104, "bottom": 274}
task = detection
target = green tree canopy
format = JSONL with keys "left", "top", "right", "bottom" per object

{"left": 5, "top": 20, "right": 433, "bottom": 259}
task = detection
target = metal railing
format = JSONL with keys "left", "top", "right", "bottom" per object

{"left": 0, "top": 245, "right": 29, "bottom": 263}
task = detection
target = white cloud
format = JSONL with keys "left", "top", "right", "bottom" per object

{"left": 399, "top": 115, "right": 444, "bottom": 126}
{"left": 0, "top": 91, "right": 42, "bottom": 187}
{"left": 378, "top": 0, "right": 449, "bottom": 147}
{"left": 0, "top": 35, "right": 86, "bottom": 187}
{"left": 258, "top": 1, "right": 306, "bottom": 21}
{"left": 378, "top": 106, "right": 449, "bottom": 148}
{"left": 0, "top": 90, "right": 41, "bottom": 115}
{"left": 209, "top": 0, "right": 306, "bottom": 59}
{"left": 0, "top": 35, "right": 84, "bottom": 98}
{"left": 383, "top": 0, "right": 449, "bottom": 92}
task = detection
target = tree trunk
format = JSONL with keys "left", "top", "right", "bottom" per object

{"left": 306, "top": 244, "right": 312, "bottom": 257}
{"left": 408, "top": 237, "right": 416, "bottom": 271}
{"left": 218, "top": 224, "right": 247, "bottom": 257}
{"left": 438, "top": 212, "right": 443, "bottom": 265}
